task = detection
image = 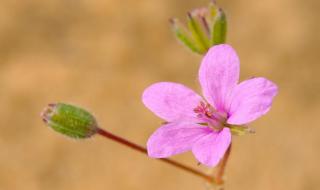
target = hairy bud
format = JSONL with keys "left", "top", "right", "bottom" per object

{"left": 41, "top": 103, "right": 98, "bottom": 139}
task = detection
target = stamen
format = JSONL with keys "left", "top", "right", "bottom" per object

{"left": 193, "top": 101, "right": 227, "bottom": 131}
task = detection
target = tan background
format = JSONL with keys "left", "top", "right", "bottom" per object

{"left": 0, "top": 0, "right": 319, "bottom": 190}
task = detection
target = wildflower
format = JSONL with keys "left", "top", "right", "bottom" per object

{"left": 142, "top": 44, "right": 278, "bottom": 167}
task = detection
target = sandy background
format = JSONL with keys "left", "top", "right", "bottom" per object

{"left": 0, "top": 0, "right": 319, "bottom": 190}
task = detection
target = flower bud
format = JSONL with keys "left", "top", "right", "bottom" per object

{"left": 41, "top": 103, "right": 98, "bottom": 139}
{"left": 170, "top": 1, "right": 227, "bottom": 54}
{"left": 211, "top": 8, "right": 227, "bottom": 45}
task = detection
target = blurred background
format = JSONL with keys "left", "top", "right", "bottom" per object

{"left": 0, "top": 0, "right": 319, "bottom": 189}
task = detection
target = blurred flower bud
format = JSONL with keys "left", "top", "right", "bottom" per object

{"left": 170, "top": 1, "right": 227, "bottom": 54}
{"left": 41, "top": 103, "right": 98, "bottom": 139}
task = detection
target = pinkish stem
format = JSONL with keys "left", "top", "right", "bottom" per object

{"left": 215, "top": 143, "right": 232, "bottom": 185}
{"left": 96, "top": 127, "right": 214, "bottom": 183}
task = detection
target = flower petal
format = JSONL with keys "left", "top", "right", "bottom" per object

{"left": 227, "top": 77, "right": 278, "bottom": 125}
{"left": 147, "top": 122, "right": 211, "bottom": 158}
{"left": 192, "top": 128, "right": 231, "bottom": 167}
{"left": 142, "top": 82, "right": 203, "bottom": 122}
{"left": 199, "top": 44, "right": 240, "bottom": 112}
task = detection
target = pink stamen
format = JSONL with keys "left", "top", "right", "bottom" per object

{"left": 194, "top": 101, "right": 226, "bottom": 131}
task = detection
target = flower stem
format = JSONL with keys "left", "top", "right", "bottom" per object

{"left": 215, "top": 143, "right": 232, "bottom": 185}
{"left": 96, "top": 127, "right": 214, "bottom": 183}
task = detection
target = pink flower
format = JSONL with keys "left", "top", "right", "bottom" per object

{"left": 142, "top": 44, "right": 278, "bottom": 167}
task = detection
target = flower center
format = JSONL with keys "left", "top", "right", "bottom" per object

{"left": 193, "top": 101, "right": 227, "bottom": 131}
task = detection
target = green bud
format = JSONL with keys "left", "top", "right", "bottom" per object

{"left": 170, "top": 18, "right": 203, "bottom": 54}
{"left": 170, "top": 1, "right": 227, "bottom": 54}
{"left": 41, "top": 103, "right": 98, "bottom": 139}
{"left": 211, "top": 8, "right": 227, "bottom": 45}
{"left": 187, "top": 11, "right": 210, "bottom": 52}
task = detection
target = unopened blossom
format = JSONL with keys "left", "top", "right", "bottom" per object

{"left": 142, "top": 44, "right": 278, "bottom": 167}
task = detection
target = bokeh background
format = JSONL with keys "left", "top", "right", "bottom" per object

{"left": 0, "top": 0, "right": 319, "bottom": 190}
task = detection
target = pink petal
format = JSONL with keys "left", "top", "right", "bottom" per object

{"left": 147, "top": 122, "right": 211, "bottom": 158}
{"left": 142, "top": 82, "right": 203, "bottom": 122}
{"left": 199, "top": 44, "right": 240, "bottom": 112}
{"left": 192, "top": 128, "right": 231, "bottom": 167}
{"left": 227, "top": 77, "right": 278, "bottom": 125}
